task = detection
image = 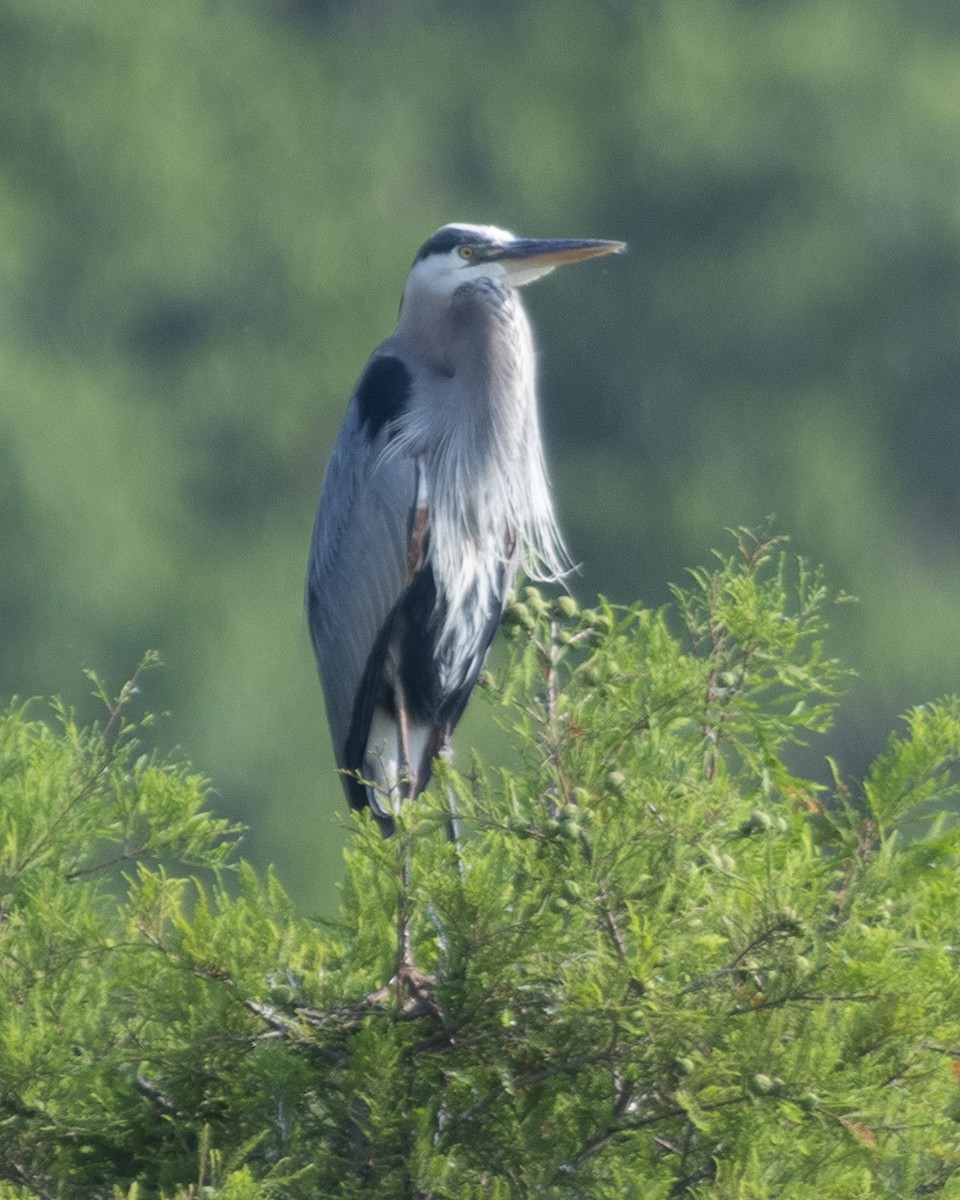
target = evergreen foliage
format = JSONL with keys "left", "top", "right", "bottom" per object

{"left": 2, "top": 534, "right": 959, "bottom": 1197}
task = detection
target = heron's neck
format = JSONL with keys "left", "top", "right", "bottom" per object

{"left": 397, "top": 278, "right": 567, "bottom": 584}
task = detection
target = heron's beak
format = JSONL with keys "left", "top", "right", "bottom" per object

{"left": 484, "top": 237, "right": 626, "bottom": 285}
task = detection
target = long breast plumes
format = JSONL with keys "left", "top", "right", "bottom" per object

{"left": 393, "top": 279, "right": 568, "bottom": 667}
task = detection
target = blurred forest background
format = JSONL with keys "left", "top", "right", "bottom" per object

{"left": 3, "top": 0, "right": 959, "bottom": 915}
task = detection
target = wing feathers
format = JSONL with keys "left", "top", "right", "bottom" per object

{"left": 307, "top": 346, "right": 519, "bottom": 834}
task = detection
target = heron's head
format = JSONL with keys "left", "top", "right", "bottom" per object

{"left": 405, "top": 223, "right": 625, "bottom": 296}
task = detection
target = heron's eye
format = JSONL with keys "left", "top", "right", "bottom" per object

{"left": 458, "top": 245, "right": 476, "bottom": 261}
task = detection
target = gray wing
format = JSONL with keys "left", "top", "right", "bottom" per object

{"left": 305, "top": 354, "right": 417, "bottom": 780}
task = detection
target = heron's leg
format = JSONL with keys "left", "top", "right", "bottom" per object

{"left": 364, "top": 831, "right": 436, "bottom": 1015}
{"left": 438, "top": 735, "right": 466, "bottom": 885}
{"left": 396, "top": 838, "right": 413, "bottom": 977}
{"left": 385, "top": 454, "right": 436, "bottom": 1001}
{"left": 394, "top": 676, "right": 419, "bottom": 801}
{"left": 387, "top": 831, "right": 439, "bottom": 1015}
{"left": 392, "top": 676, "right": 418, "bottom": 986}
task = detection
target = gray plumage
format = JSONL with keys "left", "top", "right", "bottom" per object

{"left": 306, "top": 223, "right": 623, "bottom": 834}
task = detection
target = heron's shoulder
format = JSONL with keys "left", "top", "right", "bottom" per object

{"left": 351, "top": 349, "right": 414, "bottom": 440}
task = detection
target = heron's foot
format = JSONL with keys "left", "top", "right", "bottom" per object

{"left": 396, "top": 960, "right": 439, "bottom": 1015}
{"left": 366, "top": 962, "right": 441, "bottom": 1018}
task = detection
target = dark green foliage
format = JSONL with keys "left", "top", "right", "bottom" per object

{"left": 2, "top": 536, "right": 960, "bottom": 1198}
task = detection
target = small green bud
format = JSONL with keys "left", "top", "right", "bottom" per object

{"left": 509, "top": 602, "right": 534, "bottom": 630}
{"left": 556, "top": 594, "right": 580, "bottom": 619}
{"left": 750, "top": 1073, "right": 775, "bottom": 1095}
{"left": 522, "top": 586, "right": 548, "bottom": 613}
{"left": 268, "top": 984, "right": 295, "bottom": 1006}
{"left": 739, "top": 809, "right": 773, "bottom": 835}
{"left": 674, "top": 1056, "right": 695, "bottom": 1076}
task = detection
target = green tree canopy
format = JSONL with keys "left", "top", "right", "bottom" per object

{"left": 2, "top": 536, "right": 959, "bottom": 1197}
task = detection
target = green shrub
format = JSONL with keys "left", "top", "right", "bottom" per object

{"left": 2, "top": 532, "right": 959, "bottom": 1198}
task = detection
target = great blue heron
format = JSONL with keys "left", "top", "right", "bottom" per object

{"left": 306, "top": 223, "right": 624, "bottom": 836}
